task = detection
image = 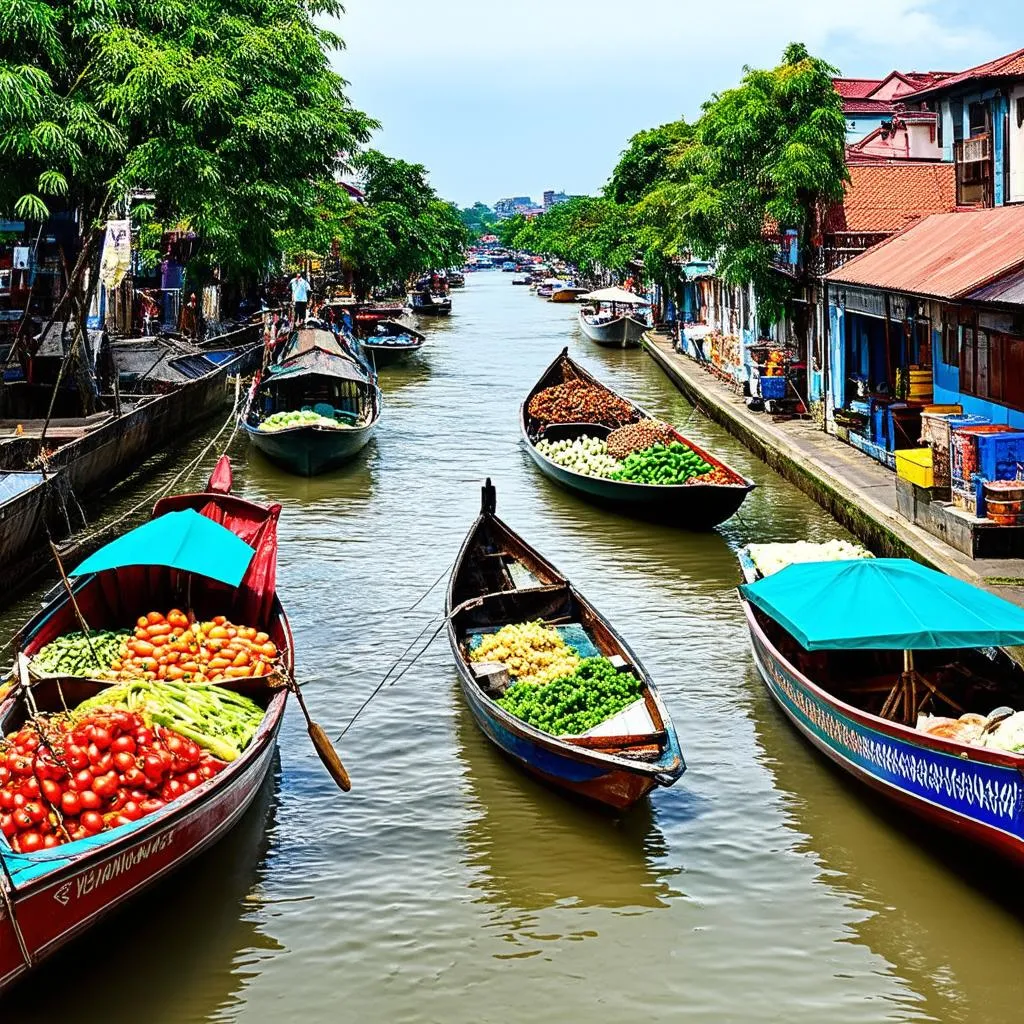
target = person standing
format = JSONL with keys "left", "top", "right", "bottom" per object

{"left": 290, "top": 270, "right": 310, "bottom": 323}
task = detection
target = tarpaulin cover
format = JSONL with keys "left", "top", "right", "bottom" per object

{"left": 740, "top": 557, "right": 1024, "bottom": 650}
{"left": 72, "top": 510, "right": 255, "bottom": 586}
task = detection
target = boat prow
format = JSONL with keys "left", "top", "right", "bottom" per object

{"left": 445, "top": 480, "right": 685, "bottom": 811}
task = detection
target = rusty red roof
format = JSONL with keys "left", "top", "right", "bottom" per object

{"left": 826, "top": 164, "right": 956, "bottom": 234}
{"left": 825, "top": 205, "right": 1024, "bottom": 299}
{"left": 834, "top": 77, "right": 882, "bottom": 99}
{"left": 906, "top": 48, "right": 1024, "bottom": 99}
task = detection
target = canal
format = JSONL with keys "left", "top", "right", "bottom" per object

{"left": 5, "top": 272, "right": 1024, "bottom": 1022}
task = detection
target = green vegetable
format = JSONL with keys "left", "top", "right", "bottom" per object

{"left": 259, "top": 410, "right": 347, "bottom": 432}
{"left": 73, "top": 679, "right": 264, "bottom": 761}
{"left": 32, "top": 630, "right": 130, "bottom": 677}
{"left": 611, "top": 441, "right": 712, "bottom": 485}
{"left": 497, "top": 657, "right": 643, "bottom": 735}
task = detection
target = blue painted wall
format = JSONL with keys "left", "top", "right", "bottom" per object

{"left": 931, "top": 327, "right": 1024, "bottom": 427}
{"left": 938, "top": 87, "right": 1008, "bottom": 205}
{"left": 845, "top": 116, "right": 888, "bottom": 141}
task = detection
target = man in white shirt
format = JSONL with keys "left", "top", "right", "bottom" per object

{"left": 289, "top": 271, "right": 310, "bottom": 323}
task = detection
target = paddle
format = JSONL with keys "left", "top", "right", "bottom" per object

{"left": 289, "top": 676, "right": 351, "bottom": 792}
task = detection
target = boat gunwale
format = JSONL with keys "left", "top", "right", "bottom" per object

{"left": 520, "top": 349, "right": 755, "bottom": 494}
{"left": 445, "top": 508, "right": 684, "bottom": 781}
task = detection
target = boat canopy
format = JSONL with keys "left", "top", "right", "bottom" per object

{"left": 271, "top": 349, "right": 371, "bottom": 384}
{"left": 581, "top": 287, "right": 650, "bottom": 306}
{"left": 740, "top": 558, "right": 1024, "bottom": 650}
{"left": 72, "top": 509, "right": 255, "bottom": 586}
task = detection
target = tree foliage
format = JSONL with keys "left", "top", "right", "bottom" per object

{"left": 458, "top": 202, "right": 498, "bottom": 238}
{"left": 605, "top": 121, "right": 693, "bottom": 207}
{"left": 0, "top": 0, "right": 376, "bottom": 275}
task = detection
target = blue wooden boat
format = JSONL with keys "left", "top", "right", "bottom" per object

{"left": 445, "top": 481, "right": 685, "bottom": 811}
{"left": 241, "top": 327, "right": 380, "bottom": 476}
{"left": 738, "top": 547, "right": 1024, "bottom": 866}
{"left": 522, "top": 349, "right": 755, "bottom": 529}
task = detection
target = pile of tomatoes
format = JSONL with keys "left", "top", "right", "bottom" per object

{"left": 0, "top": 709, "right": 226, "bottom": 853}
{"left": 112, "top": 609, "right": 279, "bottom": 684}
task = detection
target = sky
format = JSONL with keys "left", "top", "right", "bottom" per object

{"left": 331, "top": 0, "right": 1014, "bottom": 208}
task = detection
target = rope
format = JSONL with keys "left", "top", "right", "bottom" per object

{"left": 406, "top": 560, "right": 454, "bottom": 612}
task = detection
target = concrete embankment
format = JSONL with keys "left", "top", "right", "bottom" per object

{"left": 642, "top": 330, "right": 1024, "bottom": 608}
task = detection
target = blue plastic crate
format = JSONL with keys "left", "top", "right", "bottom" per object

{"left": 758, "top": 375, "right": 787, "bottom": 400}
{"left": 976, "top": 431, "right": 1024, "bottom": 482}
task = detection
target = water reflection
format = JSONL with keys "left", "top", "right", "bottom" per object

{"left": 454, "top": 694, "right": 679, "bottom": 938}
{"left": 4, "top": 760, "right": 285, "bottom": 1024}
{"left": 747, "top": 668, "right": 1024, "bottom": 1024}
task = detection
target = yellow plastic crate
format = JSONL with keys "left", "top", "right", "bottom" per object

{"left": 895, "top": 448, "right": 934, "bottom": 488}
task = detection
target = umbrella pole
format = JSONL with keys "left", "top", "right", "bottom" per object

{"left": 48, "top": 539, "right": 101, "bottom": 670}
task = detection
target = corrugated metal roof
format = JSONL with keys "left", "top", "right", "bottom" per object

{"left": 966, "top": 266, "right": 1024, "bottom": 305}
{"left": 905, "top": 47, "right": 1024, "bottom": 99}
{"left": 824, "top": 205, "right": 1024, "bottom": 300}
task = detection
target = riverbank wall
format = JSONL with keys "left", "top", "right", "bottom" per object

{"left": 642, "top": 329, "right": 1024, "bottom": 607}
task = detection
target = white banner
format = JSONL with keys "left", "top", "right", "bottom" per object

{"left": 99, "top": 218, "right": 131, "bottom": 289}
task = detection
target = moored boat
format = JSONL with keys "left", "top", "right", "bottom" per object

{"left": 738, "top": 544, "right": 1024, "bottom": 866}
{"left": 577, "top": 287, "right": 650, "bottom": 348}
{"left": 521, "top": 349, "right": 754, "bottom": 529}
{"left": 550, "top": 285, "right": 590, "bottom": 304}
{"left": 409, "top": 292, "right": 452, "bottom": 317}
{"left": 360, "top": 317, "right": 427, "bottom": 368}
{"left": 0, "top": 318, "right": 262, "bottom": 606}
{"left": 446, "top": 480, "right": 685, "bottom": 810}
{"left": 242, "top": 327, "right": 380, "bottom": 475}
{"left": 0, "top": 460, "right": 293, "bottom": 993}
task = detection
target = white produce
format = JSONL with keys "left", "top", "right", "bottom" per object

{"left": 535, "top": 435, "right": 623, "bottom": 479}
{"left": 747, "top": 539, "right": 873, "bottom": 577}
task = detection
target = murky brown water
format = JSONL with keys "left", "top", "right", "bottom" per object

{"left": 4, "top": 273, "right": 1024, "bottom": 1023}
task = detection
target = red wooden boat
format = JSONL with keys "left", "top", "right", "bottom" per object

{"left": 0, "top": 457, "right": 292, "bottom": 994}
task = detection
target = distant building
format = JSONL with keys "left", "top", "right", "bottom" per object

{"left": 543, "top": 190, "right": 571, "bottom": 211}
{"left": 833, "top": 71, "right": 951, "bottom": 143}
{"left": 495, "top": 196, "right": 535, "bottom": 219}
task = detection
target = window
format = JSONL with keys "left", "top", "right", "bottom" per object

{"left": 951, "top": 99, "right": 964, "bottom": 142}
{"left": 936, "top": 104, "right": 944, "bottom": 148}
{"left": 969, "top": 101, "right": 990, "bottom": 137}
{"left": 942, "top": 321, "right": 958, "bottom": 366}
{"left": 961, "top": 327, "right": 1024, "bottom": 407}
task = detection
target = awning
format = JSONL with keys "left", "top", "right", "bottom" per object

{"left": 72, "top": 510, "right": 255, "bottom": 587}
{"left": 581, "top": 287, "right": 650, "bottom": 305}
{"left": 270, "top": 350, "right": 371, "bottom": 384}
{"left": 740, "top": 558, "right": 1024, "bottom": 650}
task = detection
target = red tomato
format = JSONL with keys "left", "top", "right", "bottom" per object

{"left": 70, "top": 770, "right": 94, "bottom": 793}
{"left": 91, "top": 773, "right": 118, "bottom": 800}
{"left": 60, "top": 791, "right": 82, "bottom": 816}
{"left": 0, "top": 814, "right": 15, "bottom": 838}
{"left": 112, "top": 751, "right": 136, "bottom": 773}
{"left": 41, "top": 778, "right": 62, "bottom": 805}
{"left": 42, "top": 834, "right": 59, "bottom": 849}
{"left": 183, "top": 771, "right": 201, "bottom": 789}
{"left": 12, "top": 809, "right": 33, "bottom": 830}
{"left": 78, "top": 790, "right": 101, "bottom": 811}
{"left": 18, "top": 831, "right": 43, "bottom": 853}
{"left": 121, "top": 801, "right": 142, "bottom": 821}
{"left": 23, "top": 801, "right": 45, "bottom": 824}
{"left": 80, "top": 811, "right": 104, "bottom": 834}
{"left": 122, "top": 767, "right": 147, "bottom": 789}
{"left": 111, "top": 735, "right": 136, "bottom": 755}
{"left": 136, "top": 727, "right": 155, "bottom": 748}
{"left": 139, "top": 798, "right": 166, "bottom": 815}
{"left": 19, "top": 777, "right": 40, "bottom": 799}
{"left": 63, "top": 744, "right": 89, "bottom": 771}
{"left": 161, "top": 779, "right": 184, "bottom": 802}
{"left": 0, "top": 789, "right": 14, "bottom": 811}
{"left": 142, "top": 755, "right": 166, "bottom": 781}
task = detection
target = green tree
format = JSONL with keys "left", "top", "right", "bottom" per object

{"left": 673, "top": 42, "right": 847, "bottom": 325}
{"left": 1, "top": 0, "right": 375, "bottom": 397}
{"left": 459, "top": 202, "right": 498, "bottom": 238}
{"left": 606, "top": 121, "right": 693, "bottom": 206}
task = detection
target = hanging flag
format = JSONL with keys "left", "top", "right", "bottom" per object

{"left": 98, "top": 219, "right": 131, "bottom": 289}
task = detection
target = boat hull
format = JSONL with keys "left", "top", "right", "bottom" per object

{"left": 743, "top": 599, "right": 1024, "bottom": 865}
{"left": 363, "top": 341, "right": 424, "bottom": 367}
{"left": 523, "top": 433, "right": 752, "bottom": 529}
{"left": 0, "top": 698, "right": 282, "bottom": 992}
{"left": 0, "top": 326, "right": 261, "bottom": 605}
{"left": 245, "top": 421, "right": 376, "bottom": 476}
{"left": 578, "top": 312, "right": 647, "bottom": 348}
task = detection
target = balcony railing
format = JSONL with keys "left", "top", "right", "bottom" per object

{"left": 956, "top": 133, "right": 991, "bottom": 164}
{"left": 954, "top": 135, "right": 993, "bottom": 207}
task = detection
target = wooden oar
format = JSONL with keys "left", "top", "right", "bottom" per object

{"left": 289, "top": 676, "right": 351, "bottom": 792}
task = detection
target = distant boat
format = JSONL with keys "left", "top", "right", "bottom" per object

{"left": 361, "top": 317, "right": 427, "bottom": 367}
{"left": 536, "top": 278, "right": 561, "bottom": 299}
{"left": 550, "top": 284, "right": 590, "bottom": 303}
{"left": 511, "top": 274, "right": 532, "bottom": 286}
{"left": 409, "top": 292, "right": 452, "bottom": 317}
{"left": 577, "top": 287, "right": 651, "bottom": 348}
{"left": 501, "top": 261, "right": 517, "bottom": 272}
{"left": 447, "top": 270, "right": 466, "bottom": 288}
{"left": 242, "top": 327, "right": 380, "bottom": 475}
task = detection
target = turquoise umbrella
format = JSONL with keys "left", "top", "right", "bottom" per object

{"left": 740, "top": 558, "right": 1024, "bottom": 650}
{"left": 71, "top": 509, "right": 255, "bottom": 587}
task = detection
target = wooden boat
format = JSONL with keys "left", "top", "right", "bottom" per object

{"left": 737, "top": 546, "right": 1024, "bottom": 866}
{"left": 577, "top": 287, "right": 650, "bottom": 348}
{"left": 360, "top": 318, "right": 427, "bottom": 367}
{"left": 0, "top": 318, "right": 262, "bottom": 607}
{"left": 550, "top": 285, "right": 590, "bottom": 304}
{"left": 511, "top": 274, "right": 532, "bottom": 286}
{"left": 522, "top": 349, "right": 754, "bottom": 529}
{"left": 408, "top": 292, "right": 452, "bottom": 317}
{"left": 446, "top": 480, "right": 685, "bottom": 810}
{"left": 0, "top": 459, "right": 293, "bottom": 993}
{"left": 447, "top": 271, "right": 466, "bottom": 289}
{"left": 241, "top": 327, "right": 380, "bottom": 476}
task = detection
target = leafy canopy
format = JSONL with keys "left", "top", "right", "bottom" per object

{"left": 0, "top": 0, "right": 376, "bottom": 274}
